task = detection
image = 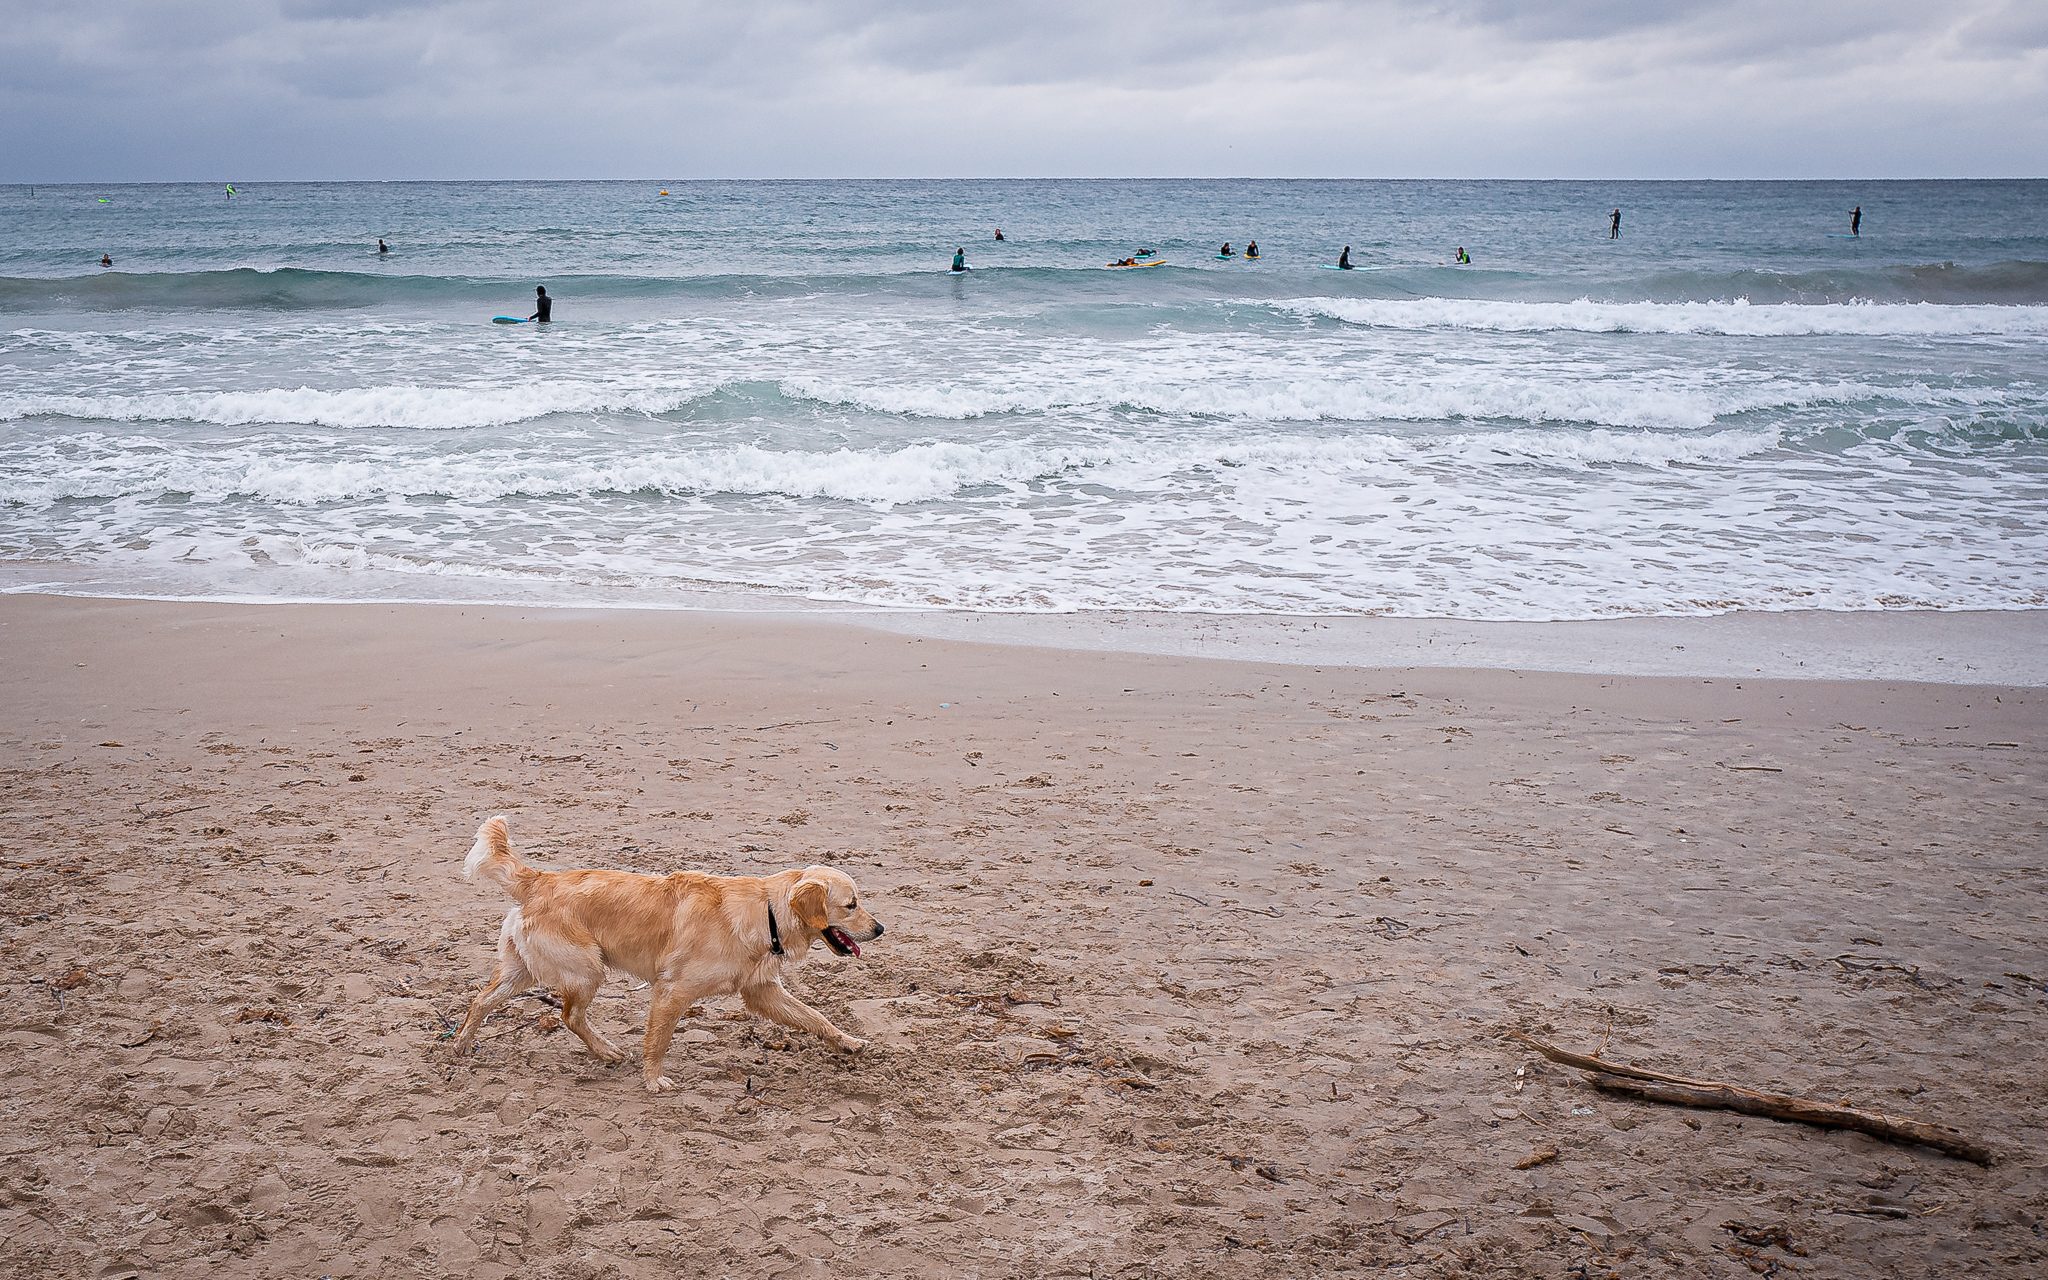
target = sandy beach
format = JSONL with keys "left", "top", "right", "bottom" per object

{"left": 2, "top": 594, "right": 2043, "bottom": 1279}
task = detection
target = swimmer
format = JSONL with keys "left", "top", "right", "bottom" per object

{"left": 1245, "top": 241, "right": 1259, "bottom": 259}
{"left": 951, "top": 248, "right": 967, "bottom": 272}
{"left": 1338, "top": 246, "right": 1352, "bottom": 269}
{"left": 529, "top": 285, "right": 552, "bottom": 322}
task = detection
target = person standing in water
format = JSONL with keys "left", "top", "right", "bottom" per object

{"left": 1338, "top": 246, "right": 1352, "bottom": 269}
{"left": 1609, "top": 208, "right": 1621, "bottom": 239}
{"left": 1851, "top": 206, "right": 1862, "bottom": 237}
{"left": 951, "top": 248, "right": 967, "bottom": 272}
{"left": 528, "top": 286, "right": 552, "bottom": 322}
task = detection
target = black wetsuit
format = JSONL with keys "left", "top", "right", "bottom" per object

{"left": 531, "top": 293, "right": 552, "bottom": 322}
{"left": 1610, "top": 210, "right": 1621, "bottom": 239}
{"left": 1851, "top": 207, "right": 1861, "bottom": 236}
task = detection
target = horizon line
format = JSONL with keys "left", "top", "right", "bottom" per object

{"left": 6, "top": 175, "right": 2046, "bottom": 187}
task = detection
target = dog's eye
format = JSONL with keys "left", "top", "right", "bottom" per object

{"left": 847, "top": 898, "right": 858, "bottom": 909}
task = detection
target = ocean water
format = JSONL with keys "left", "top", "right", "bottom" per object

{"left": 2, "top": 178, "right": 2045, "bottom": 621}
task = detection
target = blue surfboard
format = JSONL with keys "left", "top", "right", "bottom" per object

{"left": 492, "top": 316, "right": 525, "bottom": 324}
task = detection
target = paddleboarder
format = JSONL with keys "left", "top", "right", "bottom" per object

{"left": 1609, "top": 208, "right": 1621, "bottom": 239}
{"left": 1851, "top": 206, "right": 1861, "bottom": 237}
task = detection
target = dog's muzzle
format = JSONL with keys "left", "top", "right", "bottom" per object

{"left": 822, "top": 919, "right": 882, "bottom": 957}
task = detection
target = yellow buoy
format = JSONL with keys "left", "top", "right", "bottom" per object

{"left": 659, "top": 190, "right": 669, "bottom": 196}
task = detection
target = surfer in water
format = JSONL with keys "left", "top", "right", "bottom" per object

{"left": 1456, "top": 247, "right": 1470, "bottom": 264}
{"left": 1851, "top": 206, "right": 1861, "bottom": 237}
{"left": 377, "top": 239, "right": 389, "bottom": 254}
{"left": 951, "top": 248, "right": 967, "bottom": 272}
{"left": 994, "top": 229, "right": 1005, "bottom": 241}
{"left": 1246, "top": 241, "right": 1259, "bottom": 259}
{"left": 528, "top": 286, "right": 552, "bottom": 323}
{"left": 100, "top": 254, "right": 112, "bottom": 268}
{"left": 1338, "top": 246, "right": 1352, "bottom": 269}
{"left": 1609, "top": 208, "right": 1621, "bottom": 239}
{"left": 1219, "top": 243, "right": 1233, "bottom": 257}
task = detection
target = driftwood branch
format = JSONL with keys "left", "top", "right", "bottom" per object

{"left": 1511, "top": 1031, "right": 1992, "bottom": 1166}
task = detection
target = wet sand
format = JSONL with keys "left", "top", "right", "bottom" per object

{"left": 1, "top": 595, "right": 2043, "bottom": 1279}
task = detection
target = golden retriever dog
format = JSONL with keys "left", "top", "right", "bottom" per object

{"left": 452, "top": 815, "right": 883, "bottom": 1092}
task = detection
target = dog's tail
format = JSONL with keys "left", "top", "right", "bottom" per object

{"left": 463, "top": 815, "right": 538, "bottom": 903}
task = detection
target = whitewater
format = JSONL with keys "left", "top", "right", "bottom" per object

{"left": 2, "top": 177, "right": 2044, "bottom": 621}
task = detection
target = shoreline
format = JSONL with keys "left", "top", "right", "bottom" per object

{"left": 3, "top": 579, "right": 2041, "bottom": 684}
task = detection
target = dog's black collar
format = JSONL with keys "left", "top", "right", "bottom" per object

{"left": 767, "top": 902, "right": 785, "bottom": 956}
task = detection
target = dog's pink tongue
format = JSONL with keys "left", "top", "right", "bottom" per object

{"left": 845, "top": 935, "right": 861, "bottom": 958}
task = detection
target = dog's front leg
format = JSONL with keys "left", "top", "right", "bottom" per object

{"left": 641, "top": 982, "right": 709, "bottom": 1093}
{"left": 743, "top": 980, "right": 868, "bottom": 1053}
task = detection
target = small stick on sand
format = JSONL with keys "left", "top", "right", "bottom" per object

{"left": 1510, "top": 1031, "right": 1992, "bottom": 1165}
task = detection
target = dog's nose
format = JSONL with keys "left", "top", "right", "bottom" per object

{"left": 872, "top": 920, "right": 884, "bottom": 938}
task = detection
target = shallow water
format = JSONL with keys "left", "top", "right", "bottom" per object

{"left": 3, "top": 178, "right": 2044, "bottom": 619}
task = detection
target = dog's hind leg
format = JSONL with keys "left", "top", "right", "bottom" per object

{"left": 452, "top": 948, "right": 535, "bottom": 1053}
{"left": 557, "top": 965, "right": 627, "bottom": 1066}
{"left": 743, "top": 980, "right": 868, "bottom": 1053}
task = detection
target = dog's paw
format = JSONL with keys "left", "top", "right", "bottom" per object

{"left": 837, "top": 1035, "right": 870, "bottom": 1054}
{"left": 646, "top": 1075, "right": 675, "bottom": 1094}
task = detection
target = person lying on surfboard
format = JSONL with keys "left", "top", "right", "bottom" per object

{"left": 1112, "top": 257, "right": 1137, "bottom": 267}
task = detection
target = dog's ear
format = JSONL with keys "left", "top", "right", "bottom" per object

{"left": 791, "top": 880, "right": 829, "bottom": 931}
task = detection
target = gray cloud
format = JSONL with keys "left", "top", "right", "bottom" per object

{"left": 2, "top": 0, "right": 2041, "bottom": 179}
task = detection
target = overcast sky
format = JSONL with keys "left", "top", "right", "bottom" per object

{"left": 5, "top": 0, "right": 2044, "bottom": 181}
